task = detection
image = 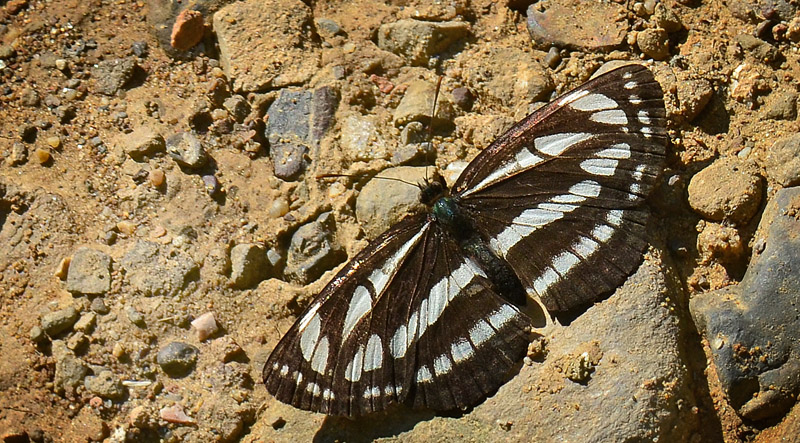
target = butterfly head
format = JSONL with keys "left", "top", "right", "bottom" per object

{"left": 418, "top": 170, "right": 449, "bottom": 206}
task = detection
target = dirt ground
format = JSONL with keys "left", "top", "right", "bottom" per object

{"left": 1, "top": 0, "right": 799, "bottom": 441}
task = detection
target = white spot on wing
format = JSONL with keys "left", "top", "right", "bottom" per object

{"left": 597, "top": 143, "right": 631, "bottom": 159}
{"left": 534, "top": 268, "right": 559, "bottom": 294}
{"left": 416, "top": 365, "right": 433, "bottom": 383}
{"left": 590, "top": 109, "right": 629, "bottom": 125}
{"left": 469, "top": 319, "right": 493, "bottom": 346}
{"left": 345, "top": 346, "right": 364, "bottom": 382}
{"left": 434, "top": 354, "right": 453, "bottom": 376}
{"left": 465, "top": 148, "right": 545, "bottom": 196}
{"left": 534, "top": 132, "right": 593, "bottom": 156}
{"left": 299, "top": 312, "right": 321, "bottom": 362}
{"left": 342, "top": 285, "right": 372, "bottom": 342}
{"left": 390, "top": 324, "right": 408, "bottom": 358}
{"left": 607, "top": 210, "right": 624, "bottom": 227}
{"left": 280, "top": 365, "right": 289, "bottom": 376}
{"left": 629, "top": 95, "right": 642, "bottom": 104}
{"left": 638, "top": 110, "right": 652, "bottom": 124}
{"left": 488, "top": 305, "right": 517, "bottom": 329}
{"left": 310, "top": 336, "right": 329, "bottom": 374}
{"left": 553, "top": 251, "right": 581, "bottom": 275}
{"left": 569, "top": 93, "right": 618, "bottom": 112}
{"left": 573, "top": 236, "right": 600, "bottom": 259}
{"left": 451, "top": 338, "right": 475, "bottom": 363}
{"left": 323, "top": 388, "right": 334, "bottom": 400}
{"left": 363, "top": 334, "right": 383, "bottom": 372}
{"left": 307, "top": 382, "right": 321, "bottom": 396}
{"left": 592, "top": 224, "right": 614, "bottom": 242}
{"left": 624, "top": 81, "right": 637, "bottom": 89}
{"left": 581, "top": 158, "right": 619, "bottom": 176}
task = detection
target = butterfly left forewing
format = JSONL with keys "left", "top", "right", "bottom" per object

{"left": 453, "top": 64, "right": 667, "bottom": 312}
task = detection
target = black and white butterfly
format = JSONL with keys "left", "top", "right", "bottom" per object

{"left": 263, "top": 64, "right": 667, "bottom": 417}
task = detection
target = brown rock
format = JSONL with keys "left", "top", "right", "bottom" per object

{"left": 170, "top": 9, "right": 205, "bottom": 51}
{"left": 687, "top": 157, "right": 763, "bottom": 224}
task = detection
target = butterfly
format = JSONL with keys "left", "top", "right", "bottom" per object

{"left": 263, "top": 64, "right": 667, "bottom": 417}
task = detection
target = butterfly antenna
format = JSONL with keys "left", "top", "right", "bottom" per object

{"left": 424, "top": 75, "right": 444, "bottom": 183}
{"left": 317, "top": 173, "right": 419, "bottom": 188}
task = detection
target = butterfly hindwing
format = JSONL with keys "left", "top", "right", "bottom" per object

{"left": 263, "top": 215, "right": 533, "bottom": 416}
{"left": 453, "top": 64, "right": 667, "bottom": 312}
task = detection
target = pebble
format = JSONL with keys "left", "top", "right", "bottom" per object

{"left": 377, "top": 19, "right": 469, "bottom": 66}
{"left": 763, "top": 91, "right": 798, "bottom": 120}
{"left": 271, "top": 143, "right": 309, "bottom": 181}
{"left": 121, "top": 241, "right": 199, "bottom": 297}
{"left": 131, "top": 41, "right": 148, "bottom": 58}
{"left": 160, "top": 404, "right": 195, "bottom": 425}
{"left": 46, "top": 136, "right": 61, "bottom": 148}
{"left": 65, "top": 247, "right": 112, "bottom": 295}
{"left": 90, "top": 298, "right": 110, "bottom": 315}
{"left": 66, "top": 333, "right": 88, "bottom": 351}
{"left": 157, "top": 342, "right": 200, "bottom": 377}
{"left": 637, "top": 28, "right": 670, "bottom": 60}
{"left": 116, "top": 220, "right": 136, "bottom": 236}
{"left": 33, "top": 148, "right": 51, "bottom": 164}
{"left": 311, "top": 86, "right": 339, "bottom": 145}
{"left": 527, "top": 0, "right": 627, "bottom": 50}
{"left": 675, "top": 78, "right": 714, "bottom": 122}
{"left": 268, "top": 198, "right": 289, "bottom": 218}
{"left": 687, "top": 157, "right": 763, "bottom": 224}
{"left": 202, "top": 174, "right": 219, "bottom": 197}
{"left": 125, "top": 306, "right": 146, "bottom": 327}
{"left": 543, "top": 46, "right": 561, "bottom": 68}
{"left": 223, "top": 95, "right": 250, "bottom": 123}
{"left": 129, "top": 406, "right": 149, "bottom": 428}
{"left": 124, "top": 127, "right": 165, "bottom": 160}
{"left": 149, "top": 169, "right": 165, "bottom": 187}
{"left": 451, "top": 87, "right": 474, "bottom": 111}
{"left": 6, "top": 142, "right": 27, "bottom": 166}
{"left": 52, "top": 340, "right": 89, "bottom": 393}
{"left": 356, "top": 167, "right": 429, "bottom": 239}
{"left": 765, "top": 134, "right": 800, "bottom": 187}
{"left": 735, "top": 34, "right": 779, "bottom": 64}
{"left": 84, "top": 370, "right": 126, "bottom": 400}
{"left": 230, "top": 243, "right": 270, "bottom": 289}
{"left": 54, "top": 257, "right": 71, "bottom": 280}
{"left": 19, "top": 88, "right": 40, "bottom": 107}
{"left": 191, "top": 312, "right": 219, "bottom": 341}
{"left": 170, "top": 9, "right": 205, "bottom": 51}
{"left": 564, "top": 352, "right": 595, "bottom": 383}
{"left": 653, "top": 4, "right": 683, "bottom": 33}
{"left": 112, "top": 342, "right": 126, "bottom": 359}
{"left": 697, "top": 222, "right": 744, "bottom": 264}
{"left": 166, "top": 132, "right": 207, "bottom": 168}
{"left": 393, "top": 80, "right": 455, "bottom": 127}
{"left": 30, "top": 325, "right": 46, "bottom": 343}
{"left": 92, "top": 58, "right": 137, "bottom": 96}
{"left": 284, "top": 212, "right": 345, "bottom": 285}
{"left": 55, "top": 59, "right": 67, "bottom": 71}
{"left": 315, "top": 18, "right": 343, "bottom": 39}
{"left": 73, "top": 312, "right": 97, "bottom": 333}
{"left": 399, "top": 121, "right": 426, "bottom": 146}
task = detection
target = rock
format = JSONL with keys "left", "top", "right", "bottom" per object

{"left": 687, "top": 157, "right": 763, "bottom": 224}
{"left": 5, "top": 142, "right": 27, "bottom": 166}
{"left": 393, "top": 80, "right": 456, "bottom": 127}
{"left": 735, "top": 34, "right": 779, "bottom": 64}
{"left": 90, "top": 298, "right": 110, "bottom": 315}
{"left": 730, "top": 63, "right": 769, "bottom": 105}
{"left": 213, "top": 0, "right": 319, "bottom": 92}
{"left": 19, "top": 88, "right": 39, "bottom": 107}
{"left": 191, "top": 312, "right": 219, "bottom": 341}
{"left": 166, "top": 132, "right": 207, "bottom": 168}
{"left": 160, "top": 404, "right": 196, "bottom": 425}
{"left": 675, "top": 78, "right": 713, "bottom": 122}
{"left": 157, "top": 342, "right": 200, "bottom": 377}
{"left": 124, "top": 127, "right": 165, "bottom": 160}
{"left": 340, "top": 114, "right": 389, "bottom": 162}
{"left": 92, "top": 58, "right": 137, "bottom": 95}
{"left": 129, "top": 405, "right": 150, "bottom": 428}
{"left": 170, "top": 9, "right": 204, "bottom": 51}
{"left": 311, "top": 86, "right": 339, "bottom": 145}
{"left": 653, "top": 4, "right": 683, "bottom": 32}
{"left": 765, "top": 134, "right": 800, "bottom": 187}
{"left": 52, "top": 340, "right": 89, "bottom": 393}
{"left": 66, "top": 332, "right": 88, "bottom": 351}
{"left": 315, "top": 18, "right": 343, "bottom": 39}
{"left": 121, "top": 241, "right": 199, "bottom": 297}
{"left": 527, "top": 0, "right": 627, "bottom": 51}
{"left": 131, "top": 41, "right": 148, "bottom": 58}
{"left": 377, "top": 19, "right": 469, "bottom": 66}
{"left": 265, "top": 89, "right": 319, "bottom": 180}
{"left": 355, "top": 166, "right": 429, "bottom": 239}
{"left": 763, "top": 91, "right": 798, "bottom": 120}
{"left": 202, "top": 175, "right": 219, "bottom": 197}
{"left": 65, "top": 247, "right": 112, "bottom": 295}
{"left": 271, "top": 144, "right": 308, "bottom": 181}
{"left": 41, "top": 306, "right": 79, "bottom": 336}
{"left": 230, "top": 243, "right": 270, "bottom": 289}
{"left": 223, "top": 95, "right": 250, "bottom": 123}
{"left": 284, "top": 212, "right": 345, "bottom": 285}
{"left": 451, "top": 87, "right": 474, "bottom": 110}
{"left": 84, "top": 370, "right": 126, "bottom": 400}
{"left": 73, "top": 312, "right": 97, "bottom": 333}
{"left": 637, "top": 28, "right": 670, "bottom": 60}
{"left": 690, "top": 187, "right": 800, "bottom": 420}
{"left": 399, "top": 121, "right": 426, "bottom": 146}
{"left": 697, "top": 222, "right": 745, "bottom": 264}
{"left": 126, "top": 306, "right": 146, "bottom": 327}
{"left": 462, "top": 47, "right": 554, "bottom": 106}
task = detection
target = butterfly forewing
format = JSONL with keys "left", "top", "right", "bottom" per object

{"left": 263, "top": 215, "right": 533, "bottom": 416}
{"left": 453, "top": 64, "right": 667, "bottom": 312}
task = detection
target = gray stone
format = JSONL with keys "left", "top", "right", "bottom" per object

{"left": 157, "top": 342, "right": 200, "bottom": 377}
{"left": 315, "top": 18, "right": 343, "bottom": 39}
{"left": 355, "top": 167, "right": 428, "bottom": 239}
{"left": 126, "top": 306, "right": 146, "bottom": 327}
{"left": 84, "top": 370, "right": 126, "bottom": 400}
{"left": 121, "top": 241, "right": 199, "bottom": 297}
{"left": 73, "top": 312, "right": 97, "bottom": 333}
{"left": 271, "top": 143, "right": 308, "bottom": 181}
{"left": 52, "top": 340, "right": 89, "bottom": 393}
{"left": 340, "top": 114, "right": 389, "bottom": 162}
{"left": 92, "top": 58, "right": 137, "bottom": 95}
{"left": 653, "top": 3, "right": 683, "bottom": 33}
{"left": 676, "top": 78, "right": 714, "bottom": 122}
{"left": 687, "top": 157, "right": 763, "bottom": 224}
{"left": 223, "top": 95, "right": 250, "bottom": 123}
{"left": 284, "top": 212, "right": 345, "bottom": 285}
{"left": 124, "top": 127, "right": 166, "bottom": 160}
{"left": 65, "top": 247, "right": 112, "bottom": 295}
{"left": 766, "top": 134, "right": 800, "bottom": 187}
{"left": 764, "top": 91, "right": 798, "bottom": 120}
{"left": 19, "top": 88, "right": 40, "bottom": 107}
{"left": 311, "top": 86, "right": 339, "bottom": 145}
{"left": 90, "top": 297, "right": 110, "bottom": 315}
{"left": 214, "top": 0, "right": 320, "bottom": 92}
{"left": 377, "top": 19, "right": 469, "bottom": 66}
{"left": 735, "top": 34, "right": 779, "bottom": 63}
{"left": 691, "top": 187, "right": 800, "bottom": 420}
{"left": 29, "top": 325, "right": 46, "bottom": 343}
{"left": 166, "top": 132, "right": 207, "bottom": 168}
{"left": 5, "top": 142, "right": 27, "bottom": 166}
{"left": 637, "top": 28, "right": 670, "bottom": 60}
{"left": 266, "top": 90, "right": 312, "bottom": 146}
{"left": 41, "top": 306, "right": 80, "bottom": 337}
{"left": 230, "top": 243, "right": 270, "bottom": 289}
{"left": 399, "top": 121, "right": 426, "bottom": 146}
{"left": 527, "top": 0, "right": 627, "bottom": 50}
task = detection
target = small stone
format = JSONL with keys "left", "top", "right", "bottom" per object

{"left": 157, "top": 342, "right": 200, "bottom": 377}
{"left": 399, "top": 121, "right": 426, "bottom": 146}
{"left": 285, "top": 212, "right": 345, "bottom": 285}
{"left": 394, "top": 80, "right": 455, "bottom": 127}
{"left": 92, "top": 58, "right": 137, "bottom": 96}
{"left": 46, "top": 136, "right": 61, "bottom": 148}
{"left": 160, "top": 404, "right": 195, "bottom": 425}
{"left": 268, "top": 198, "right": 289, "bottom": 218}
{"left": 41, "top": 306, "right": 79, "bottom": 336}
{"left": 52, "top": 341, "right": 89, "bottom": 393}
{"left": 451, "top": 88, "right": 474, "bottom": 111}
{"left": 765, "top": 134, "right": 800, "bottom": 187}
{"left": 271, "top": 143, "right": 308, "bottom": 181}
{"left": 84, "top": 370, "right": 126, "bottom": 400}
{"left": 527, "top": 0, "right": 627, "bottom": 50}
{"left": 90, "top": 298, "right": 110, "bottom": 315}
{"left": 653, "top": 4, "right": 682, "bottom": 33}
{"left": 124, "top": 127, "right": 165, "bottom": 160}
{"left": 730, "top": 63, "right": 769, "bottom": 105}
{"left": 191, "top": 312, "right": 219, "bottom": 341}
{"left": 687, "top": 157, "right": 763, "bottom": 224}
{"left": 564, "top": 352, "right": 595, "bottom": 383}
{"left": 637, "top": 28, "right": 670, "bottom": 60}
{"left": 377, "top": 19, "right": 469, "bottom": 66}
{"left": 543, "top": 46, "right": 561, "bottom": 68}
{"left": 735, "top": 34, "right": 779, "bottom": 63}
{"left": 30, "top": 325, "right": 46, "bottom": 343}
{"left": 116, "top": 220, "right": 136, "bottom": 236}
{"left": 171, "top": 9, "right": 205, "bottom": 51}
{"left": 675, "top": 78, "right": 714, "bottom": 122}
{"left": 126, "top": 307, "right": 146, "bottom": 327}
{"left": 230, "top": 243, "right": 270, "bottom": 289}
{"left": 131, "top": 41, "right": 148, "bottom": 58}
{"left": 33, "top": 148, "right": 51, "bottom": 164}
{"left": 6, "top": 142, "right": 27, "bottom": 166}
{"left": 787, "top": 17, "right": 800, "bottom": 42}
{"left": 55, "top": 59, "right": 67, "bottom": 71}
{"left": 66, "top": 333, "right": 88, "bottom": 351}
{"left": 222, "top": 95, "right": 250, "bottom": 123}
{"left": 356, "top": 167, "right": 429, "bottom": 239}
{"left": 0, "top": 44, "right": 16, "bottom": 59}
{"left": 202, "top": 175, "right": 219, "bottom": 197}
{"left": 311, "top": 86, "right": 339, "bottom": 145}
{"left": 149, "top": 169, "right": 165, "bottom": 187}
{"left": 697, "top": 222, "right": 744, "bottom": 264}
{"left": 129, "top": 406, "right": 149, "bottom": 428}
{"left": 19, "top": 88, "right": 40, "bottom": 107}
{"left": 166, "top": 132, "right": 207, "bottom": 168}
{"left": 315, "top": 18, "right": 343, "bottom": 38}
{"left": 121, "top": 241, "right": 199, "bottom": 297}
{"left": 112, "top": 342, "right": 126, "bottom": 359}
{"left": 73, "top": 312, "right": 97, "bottom": 333}
{"left": 763, "top": 91, "right": 798, "bottom": 120}
{"left": 54, "top": 257, "right": 71, "bottom": 280}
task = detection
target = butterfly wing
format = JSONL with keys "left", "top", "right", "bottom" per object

{"left": 452, "top": 64, "right": 667, "bottom": 312}
{"left": 263, "top": 214, "right": 533, "bottom": 416}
